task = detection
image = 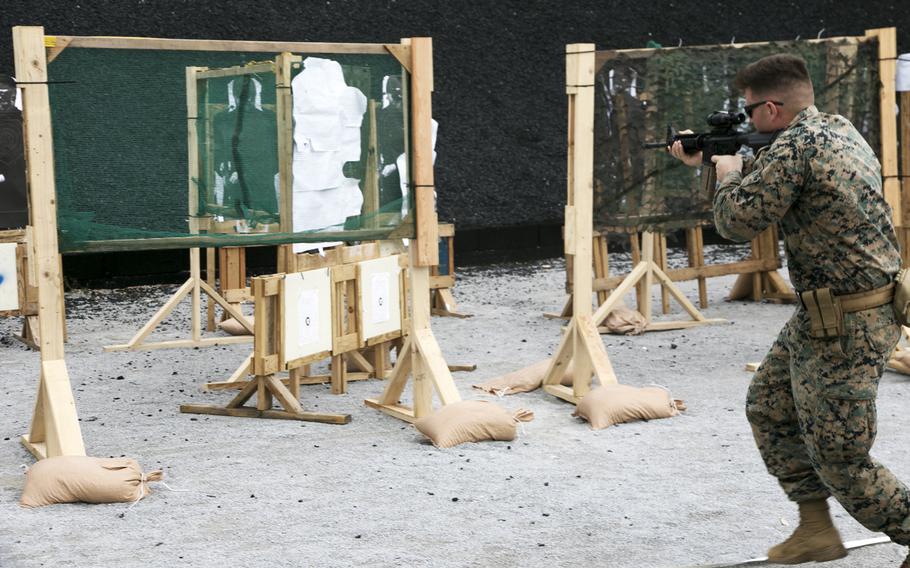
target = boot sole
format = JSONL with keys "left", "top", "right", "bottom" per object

{"left": 768, "top": 544, "right": 848, "bottom": 564}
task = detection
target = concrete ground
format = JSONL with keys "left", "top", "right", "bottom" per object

{"left": 2, "top": 247, "right": 909, "bottom": 568}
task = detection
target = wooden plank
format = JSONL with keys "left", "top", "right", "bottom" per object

{"left": 36, "top": 359, "right": 85, "bottom": 456}
{"left": 286, "top": 349, "right": 333, "bottom": 371}
{"left": 639, "top": 232, "right": 655, "bottom": 320}
{"left": 15, "top": 27, "right": 66, "bottom": 360}
{"left": 206, "top": 248, "right": 217, "bottom": 331}
{"left": 592, "top": 258, "right": 777, "bottom": 291}
{"left": 180, "top": 404, "right": 351, "bottom": 424}
{"left": 199, "top": 280, "right": 253, "bottom": 332}
{"left": 385, "top": 43, "right": 412, "bottom": 72}
{"left": 429, "top": 275, "right": 455, "bottom": 289}
{"left": 866, "top": 28, "right": 900, "bottom": 223}
{"left": 345, "top": 349, "right": 375, "bottom": 374}
{"left": 108, "top": 279, "right": 192, "bottom": 350}
{"left": 51, "top": 35, "right": 391, "bottom": 54}
{"left": 594, "top": 35, "right": 864, "bottom": 67}
{"left": 410, "top": 37, "right": 439, "bottom": 266}
{"left": 277, "top": 53, "right": 296, "bottom": 236}
{"left": 577, "top": 314, "right": 617, "bottom": 385}
{"left": 331, "top": 354, "right": 347, "bottom": 394}
{"left": 105, "top": 335, "right": 252, "bottom": 352}
{"left": 263, "top": 374, "right": 303, "bottom": 413}
{"left": 642, "top": 318, "right": 726, "bottom": 332}
{"left": 363, "top": 100, "right": 381, "bottom": 229}
{"left": 568, "top": 44, "right": 596, "bottom": 322}
{"left": 542, "top": 324, "right": 575, "bottom": 387}
{"left": 63, "top": 228, "right": 398, "bottom": 253}
{"left": 901, "top": 92, "right": 910, "bottom": 238}
{"left": 365, "top": 329, "right": 403, "bottom": 346}
{"left": 207, "top": 372, "right": 372, "bottom": 390}
{"left": 377, "top": 336, "right": 412, "bottom": 405}
{"left": 364, "top": 399, "right": 418, "bottom": 423}
{"left": 190, "top": 249, "right": 202, "bottom": 341}
{"left": 591, "top": 261, "right": 649, "bottom": 324}
{"left": 543, "top": 384, "right": 580, "bottom": 405}
{"left": 196, "top": 62, "right": 275, "bottom": 80}
{"left": 226, "top": 377, "right": 260, "bottom": 408}
{"left": 412, "top": 328, "right": 460, "bottom": 405}
{"left": 650, "top": 261, "right": 707, "bottom": 321}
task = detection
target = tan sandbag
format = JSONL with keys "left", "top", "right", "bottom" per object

{"left": 603, "top": 304, "right": 648, "bottom": 335}
{"left": 218, "top": 316, "right": 253, "bottom": 336}
{"left": 573, "top": 384, "right": 681, "bottom": 430}
{"left": 20, "top": 456, "right": 163, "bottom": 508}
{"left": 414, "top": 400, "right": 534, "bottom": 448}
{"left": 472, "top": 359, "right": 574, "bottom": 396}
{"left": 888, "top": 348, "right": 910, "bottom": 375}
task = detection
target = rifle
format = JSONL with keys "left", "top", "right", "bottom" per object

{"left": 643, "top": 111, "right": 780, "bottom": 194}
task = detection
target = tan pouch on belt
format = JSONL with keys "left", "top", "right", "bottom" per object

{"left": 801, "top": 287, "right": 843, "bottom": 338}
{"left": 894, "top": 269, "right": 910, "bottom": 327}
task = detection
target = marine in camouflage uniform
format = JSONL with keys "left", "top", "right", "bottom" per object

{"left": 714, "top": 104, "right": 910, "bottom": 548}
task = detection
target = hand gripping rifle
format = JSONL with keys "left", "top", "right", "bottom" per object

{"left": 643, "top": 111, "right": 780, "bottom": 195}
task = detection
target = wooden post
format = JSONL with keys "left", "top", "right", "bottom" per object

{"left": 540, "top": 44, "right": 618, "bottom": 405}
{"left": 866, "top": 28, "right": 901, "bottom": 227}
{"left": 901, "top": 91, "right": 910, "bottom": 264}
{"left": 15, "top": 26, "right": 85, "bottom": 459}
{"left": 366, "top": 37, "right": 461, "bottom": 422}
{"left": 411, "top": 39, "right": 439, "bottom": 268}
{"left": 276, "top": 52, "right": 298, "bottom": 274}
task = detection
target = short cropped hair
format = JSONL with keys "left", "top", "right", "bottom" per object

{"left": 734, "top": 54, "right": 811, "bottom": 94}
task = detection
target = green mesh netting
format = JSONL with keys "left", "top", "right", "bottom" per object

{"left": 593, "top": 37, "right": 881, "bottom": 233}
{"left": 47, "top": 47, "right": 414, "bottom": 253}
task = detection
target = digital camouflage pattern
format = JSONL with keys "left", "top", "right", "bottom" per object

{"left": 748, "top": 305, "right": 909, "bottom": 543}
{"left": 715, "top": 105, "right": 910, "bottom": 545}
{"left": 715, "top": 105, "right": 900, "bottom": 294}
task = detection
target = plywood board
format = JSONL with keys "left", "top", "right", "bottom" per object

{"left": 0, "top": 242, "right": 19, "bottom": 311}
{"left": 282, "top": 268, "right": 332, "bottom": 364}
{"left": 359, "top": 255, "right": 402, "bottom": 341}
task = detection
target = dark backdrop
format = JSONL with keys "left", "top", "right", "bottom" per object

{"left": 1, "top": 1, "right": 907, "bottom": 277}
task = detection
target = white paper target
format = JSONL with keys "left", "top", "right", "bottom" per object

{"left": 0, "top": 243, "right": 18, "bottom": 312}
{"left": 359, "top": 255, "right": 402, "bottom": 341}
{"left": 282, "top": 268, "right": 332, "bottom": 363}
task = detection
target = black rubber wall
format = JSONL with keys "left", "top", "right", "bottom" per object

{"left": 3, "top": 1, "right": 908, "bottom": 229}
{"left": 1, "top": 1, "right": 907, "bottom": 265}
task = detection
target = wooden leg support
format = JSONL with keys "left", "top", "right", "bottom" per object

{"left": 542, "top": 315, "right": 617, "bottom": 405}
{"left": 181, "top": 372, "right": 351, "bottom": 424}
{"left": 22, "top": 359, "right": 86, "bottom": 460}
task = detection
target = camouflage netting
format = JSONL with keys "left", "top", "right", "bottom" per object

{"left": 47, "top": 47, "right": 412, "bottom": 253}
{"left": 594, "top": 37, "right": 882, "bottom": 233}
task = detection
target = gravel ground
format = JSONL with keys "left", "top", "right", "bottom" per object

{"left": 1, "top": 247, "right": 909, "bottom": 568}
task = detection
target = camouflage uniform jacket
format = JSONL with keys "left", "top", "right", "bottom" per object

{"left": 714, "top": 105, "right": 900, "bottom": 295}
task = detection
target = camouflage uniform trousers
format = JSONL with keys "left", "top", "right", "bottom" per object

{"left": 747, "top": 303, "right": 910, "bottom": 544}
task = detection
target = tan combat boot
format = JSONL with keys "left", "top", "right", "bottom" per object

{"left": 767, "top": 500, "right": 847, "bottom": 564}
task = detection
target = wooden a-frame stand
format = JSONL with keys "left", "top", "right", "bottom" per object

{"left": 180, "top": 275, "right": 351, "bottom": 423}
{"left": 590, "top": 230, "right": 725, "bottom": 332}
{"left": 103, "top": 247, "right": 254, "bottom": 352}
{"left": 540, "top": 44, "right": 618, "bottom": 406}
{"left": 16, "top": 26, "right": 85, "bottom": 459}
{"left": 365, "top": 37, "right": 461, "bottom": 422}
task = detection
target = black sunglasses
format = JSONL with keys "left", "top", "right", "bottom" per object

{"left": 744, "top": 100, "right": 784, "bottom": 118}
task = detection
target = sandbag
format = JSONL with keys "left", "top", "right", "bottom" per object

{"left": 573, "top": 384, "right": 681, "bottom": 430}
{"left": 603, "top": 304, "right": 648, "bottom": 335}
{"left": 888, "top": 348, "right": 910, "bottom": 375}
{"left": 414, "top": 400, "right": 534, "bottom": 448}
{"left": 20, "top": 456, "right": 162, "bottom": 508}
{"left": 218, "top": 316, "right": 253, "bottom": 336}
{"left": 472, "top": 359, "right": 574, "bottom": 396}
